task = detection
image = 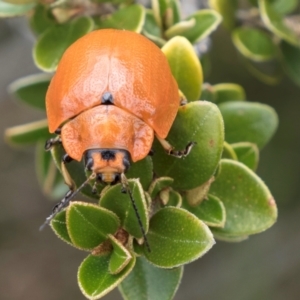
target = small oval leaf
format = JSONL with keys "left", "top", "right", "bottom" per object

{"left": 34, "top": 16, "right": 94, "bottom": 72}
{"left": 143, "top": 207, "right": 215, "bottom": 268}
{"left": 119, "top": 256, "right": 183, "bottom": 300}
{"left": 67, "top": 202, "right": 120, "bottom": 251}
{"left": 232, "top": 27, "right": 277, "bottom": 62}
{"left": 95, "top": 4, "right": 145, "bottom": 33}
{"left": 182, "top": 194, "right": 226, "bottom": 228}
{"left": 5, "top": 119, "right": 52, "bottom": 146}
{"left": 8, "top": 73, "right": 51, "bottom": 110}
{"left": 152, "top": 101, "right": 224, "bottom": 190}
{"left": 78, "top": 253, "right": 135, "bottom": 300}
{"left": 162, "top": 36, "right": 203, "bottom": 101}
{"left": 50, "top": 210, "right": 73, "bottom": 245}
{"left": 210, "top": 159, "right": 277, "bottom": 237}
{"left": 219, "top": 101, "right": 278, "bottom": 149}
{"left": 259, "top": 0, "right": 299, "bottom": 46}
{"left": 99, "top": 179, "right": 149, "bottom": 239}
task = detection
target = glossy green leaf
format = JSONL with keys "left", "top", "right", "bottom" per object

{"left": 213, "top": 83, "right": 246, "bottom": 103}
{"left": 148, "top": 177, "right": 174, "bottom": 199}
{"left": 34, "top": 16, "right": 94, "bottom": 72}
{"left": 4, "top": 119, "right": 52, "bottom": 146}
{"left": 232, "top": 27, "right": 277, "bottom": 62}
{"left": 269, "top": 0, "right": 298, "bottom": 15}
{"left": 231, "top": 142, "right": 259, "bottom": 171}
{"left": 219, "top": 101, "right": 278, "bottom": 149}
{"left": 50, "top": 210, "right": 73, "bottom": 245}
{"left": 210, "top": 159, "right": 277, "bottom": 237}
{"left": 280, "top": 41, "right": 300, "bottom": 86}
{"left": 78, "top": 253, "right": 135, "bottom": 300}
{"left": 108, "top": 235, "right": 132, "bottom": 275}
{"left": 36, "top": 141, "right": 67, "bottom": 199}
{"left": 67, "top": 202, "right": 120, "bottom": 251}
{"left": 0, "top": 0, "right": 35, "bottom": 17}
{"left": 8, "top": 73, "right": 51, "bottom": 110}
{"left": 29, "top": 3, "right": 56, "bottom": 35}
{"left": 212, "top": 231, "right": 249, "bottom": 242}
{"left": 209, "top": 0, "right": 237, "bottom": 29}
{"left": 162, "top": 36, "right": 203, "bottom": 101}
{"left": 125, "top": 156, "right": 153, "bottom": 191}
{"left": 165, "top": 19, "right": 196, "bottom": 39}
{"left": 222, "top": 141, "right": 238, "bottom": 160}
{"left": 180, "top": 9, "right": 222, "bottom": 44}
{"left": 182, "top": 194, "right": 226, "bottom": 228}
{"left": 259, "top": 0, "right": 299, "bottom": 46}
{"left": 143, "top": 207, "right": 215, "bottom": 268}
{"left": 95, "top": 4, "right": 145, "bottom": 32}
{"left": 152, "top": 101, "right": 224, "bottom": 190}
{"left": 99, "top": 179, "right": 149, "bottom": 239}
{"left": 143, "top": 9, "right": 162, "bottom": 37}
{"left": 119, "top": 256, "right": 183, "bottom": 300}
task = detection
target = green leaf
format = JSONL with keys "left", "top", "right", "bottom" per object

{"left": 212, "top": 231, "right": 249, "bottom": 242}
{"left": 213, "top": 83, "right": 246, "bottom": 103}
{"left": 29, "top": 3, "right": 56, "bottom": 35}
{"left": 119, "top": 256, "right": 183, "bottom": 300}
{"left": 148, "top": 177, "right": 174, "bottom": 198}
{"left": 200, "top": 83, "right": 216, "bottom": 102}
{"left": 162, "top": 36, "right": 203, "bottom": 101}
{"left": 232, "top": 27, "right": 277, "bottom": 62}
{"left": 8, "top": 73, "right": 51, "bottom": 110}
{"left": 210, "top": 159, "right": 277, "bottom": 237}
{"left": 50, "top": 210, "right": 73, "bottom": 245}
{"left": 231, "top": 142, "right": 259, "bottom": 171}
{"left": 126, "top": 156, "right": 153, "bottom": 191}
{"left": 162, "top": 189, "right": 182, "bottom": 207}
{"left": 67, "top": 202, "right": 120, "bottom": 251}
{"left": 152, "top": 101, "right": 224, "bottom": 190}
{"left": 4, "top": 119, "right": 52, "bottom": 146}
{"left": 78, "top": 253, "right": 135, "bottom": 300}
{"left": 209, "top": 0, "right": 237, "bottom": 30}
{"left": 95, "top": 4, "right": 145, "bottom": 33}
{"left": 36, "top": 141, "right": 67, "bottom": 199}
{"left": 219, "top": 101, "right": 278, "bottom": 149}
{"left": 99, "top": 179, "right": 149, "bottom": 239}
{"left": 280, "top": 41, "right": 300, "bottom": 86}
{"left": 180, "top": 9, "right": 222, "bottom": 44}
{"left": 0, "top": 0, "right": 35, "bottom": 17}
{"left": 143, "top": 207, "right": 215, "bottom": 268}
{"left": 143, "top": 9, "right": 162, "bottom": 37}
{"left": 222, "top": 141, "right": 238, "bottom": 160}
{"left": 165, "top": 19, "right": 196, "bottom": 39}
{"left": 108, "top": 234, "right": 132, "bottom": 275}
{"left": 259, "top": 0, "right": 299, "bottom": 46}
{"left": 182, "top": 194, "right": 226, "bottom": 228}
{"left": 33, "top": 16, "right": 94, "bottom": 72}
{"left": 269, "top": 0, "right": 298, "bottom": 15}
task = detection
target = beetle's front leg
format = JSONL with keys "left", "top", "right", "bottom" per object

{"left": 156, "top": 135, "right": 196, "bottom": 158}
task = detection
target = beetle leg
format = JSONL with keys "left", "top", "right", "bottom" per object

{"left": 156, "top": 135, "right": 196, "bottom": 158}
{"left": 45, "top": 136, "right": 61, "bottom": 151}
{"left": 62, "top": 154, "right": 73, "bottom": 164}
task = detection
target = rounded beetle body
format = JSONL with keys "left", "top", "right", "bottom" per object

{"left": 46, "top": 29, "right": 180, "bottom": 182}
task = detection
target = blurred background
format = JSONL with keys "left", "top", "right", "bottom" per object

{"left": 0, "top": 2, "right": 300, "bottom": 299}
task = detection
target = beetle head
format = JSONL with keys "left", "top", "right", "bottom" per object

{"left": 84, "top": 149, "right": 131, "bottom": 184}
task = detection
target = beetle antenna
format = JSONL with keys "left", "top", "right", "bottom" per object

{"left": 121, "top": 173, "right": 151, "bottom": 252}
{"left": 39, "top": 173, "right": 96, "bottom": 231}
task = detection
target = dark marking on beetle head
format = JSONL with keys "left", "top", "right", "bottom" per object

{"left": 101, "top": 92, "right": 114, "bottom": 105}
{"left": 101, "top": 150, "right": 116, "bottom": 161}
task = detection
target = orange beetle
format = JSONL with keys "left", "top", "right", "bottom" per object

{"left": 42, "top": 29, "right": 194, "bottom": 239}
